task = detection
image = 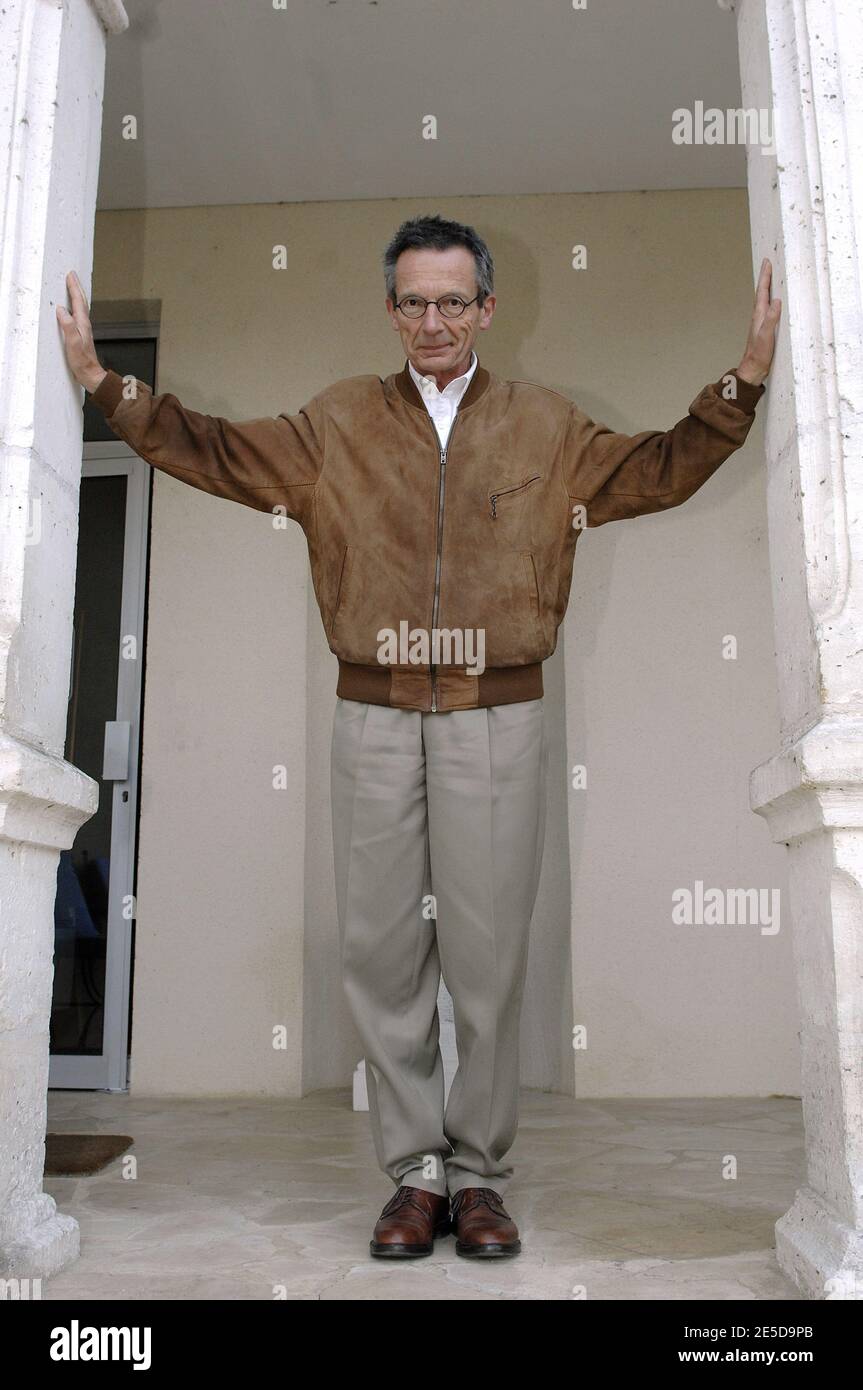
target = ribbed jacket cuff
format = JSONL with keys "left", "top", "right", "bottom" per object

{"left": 88, "top": 368, "right": 128, "bottom": 416}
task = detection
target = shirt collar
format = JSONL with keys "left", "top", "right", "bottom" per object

{"left": 408, "top": 349, "right": 478, "bottom": 403}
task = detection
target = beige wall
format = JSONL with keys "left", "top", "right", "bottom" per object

{"left": 92, "top": 189, "right": 798, "bottom": 1099}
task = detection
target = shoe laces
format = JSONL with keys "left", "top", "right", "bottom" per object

{"left": 452, "top": 1187, "right": 506, "bottom": 1217}
{"left": 381, "top": 1186, "right": 440, "bottom": 1219}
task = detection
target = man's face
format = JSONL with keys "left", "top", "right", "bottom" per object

{"left": 386, "top": 246, "right": 496, "bottom": 386}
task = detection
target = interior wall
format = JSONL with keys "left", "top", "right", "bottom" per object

{"left": 92, "top": 187, "right": 796, "bottom": 1099}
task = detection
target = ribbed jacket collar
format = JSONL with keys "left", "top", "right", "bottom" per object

{"left": 394, "top": 357, "right": 491, "bottom": 412}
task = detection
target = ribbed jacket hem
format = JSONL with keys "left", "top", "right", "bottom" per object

{"left": 335, "top": 660, "right": 544, "bottom": 712}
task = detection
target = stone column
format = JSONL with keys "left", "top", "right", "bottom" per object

{"left": 726, "top": 0, "right": 863, "bottom": 1298}
{"left": 0, "top": 0, "right": 128, "bottom": 1278}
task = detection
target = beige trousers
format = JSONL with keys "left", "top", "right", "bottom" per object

{"left": 330, "top": 696, "right": 548, "bottom": 1198}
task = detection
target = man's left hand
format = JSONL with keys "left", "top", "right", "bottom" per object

{"left": 736, "top": 257, "right": 782, "bottom": 386}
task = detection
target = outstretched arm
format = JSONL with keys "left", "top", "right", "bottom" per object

{"left": 57, "top": 271, "right": 323, "bottom": 525}
{"left": 565, "top": 259, "right": 781, "bottom": 528}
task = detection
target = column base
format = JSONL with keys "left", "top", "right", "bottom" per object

{"left": 0, "top": 1194, "right": 79, "bottom": 1279}
{"left": 775, "top": 1186, "right": 863, "bottom": 1300}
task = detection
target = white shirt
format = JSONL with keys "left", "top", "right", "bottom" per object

{"left": 408, "top": 349, "right": 478, "bottom": 449}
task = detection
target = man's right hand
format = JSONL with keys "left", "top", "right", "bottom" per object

{"left": 56, "top": 270, "right": 107, "bottom": 394}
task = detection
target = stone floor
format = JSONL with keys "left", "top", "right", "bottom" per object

{"left": 41, "top": 1088, "right": 805, "bottom": 1300}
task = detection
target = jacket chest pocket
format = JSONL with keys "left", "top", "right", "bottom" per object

{"left": 487, "top": 473, "right": 543, "bottom": 548}
{"left": 488, "top": 473, "right": 542, "bottom": 519}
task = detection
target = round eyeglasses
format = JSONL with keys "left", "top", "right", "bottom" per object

{"left": 394, "top": 294, "right": 480, "bottom": 319}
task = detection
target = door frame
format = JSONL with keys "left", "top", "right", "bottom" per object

{"left": 48, "top": 443, "right": 151, "bottom": 1092}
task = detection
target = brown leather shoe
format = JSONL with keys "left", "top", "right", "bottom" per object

{"left": 369, "top": 1185, "right": 451, "bottom": 1258}
{"left": 451, "top": 1186, "right": 521, "bottom": 1257}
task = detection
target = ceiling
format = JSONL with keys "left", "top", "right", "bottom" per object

{"left": 97, "top": 0, "right": 747, "bottom": 210}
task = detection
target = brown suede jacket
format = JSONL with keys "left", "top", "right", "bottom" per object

{"left": 90, "top": 359, "right": 765, "bottom": 713}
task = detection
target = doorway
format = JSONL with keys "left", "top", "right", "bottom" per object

{"left": 49, "top": 328, "right": 157, "bottom": 1091}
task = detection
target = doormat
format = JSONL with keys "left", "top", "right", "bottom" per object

{"left": 45, "top": 1134, "right": 134, "bottom": 1175}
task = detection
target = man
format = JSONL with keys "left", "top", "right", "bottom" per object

{"left": 58, "top": 214, "right": 780, "bottom": 1260}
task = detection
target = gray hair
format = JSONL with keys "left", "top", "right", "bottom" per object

{"left": 382, "top": 213, "right": 495, "bottom": 306}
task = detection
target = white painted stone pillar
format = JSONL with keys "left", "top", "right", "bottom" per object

{"left": 0, "top": 0, "right": 127, "bottom": 1278}
{"left": 727, "top": 0, "right": 863, "bottom": 1298}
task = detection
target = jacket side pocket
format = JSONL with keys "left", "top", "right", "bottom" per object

{"left": 521, "top": 550, "right": 544, "bottom": 647}
{"left": 330, "top": 543, "right": 353, "bottom": 635}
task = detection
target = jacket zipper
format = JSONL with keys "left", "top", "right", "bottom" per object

{"left": 489, "top": 473, "right": 541, "bottom": 518}
{"left": 427, "top": 409, "right": 464, "bottom": 713}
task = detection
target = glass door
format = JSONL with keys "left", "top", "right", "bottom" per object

{"left": 49, "top": 331, "right": 155, "bottom": 1090}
